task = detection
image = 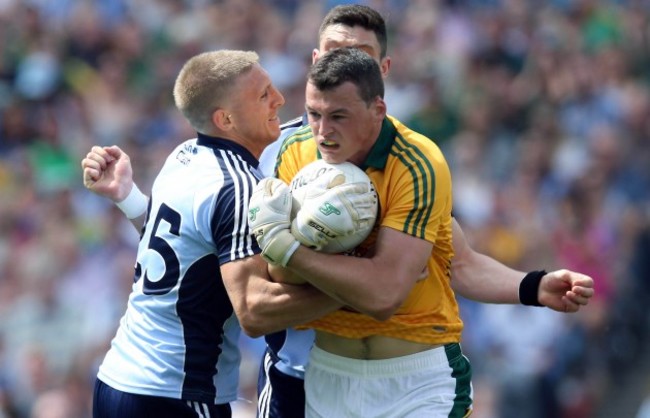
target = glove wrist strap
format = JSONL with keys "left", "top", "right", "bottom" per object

{"left": 261, "top": 229, "right": 300, "bottom": 267}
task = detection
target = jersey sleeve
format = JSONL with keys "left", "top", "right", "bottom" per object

{"left": 381, "top": 140, "right": 453, "bottom": 244}
{"left": 209, "top": 172, "right": 261, "bottom": 265}
{"left": 275, "top": 148, "right": 301, "bottom": 185}
{"left": 275, "top": 126, "right": 315, "bottom": 185}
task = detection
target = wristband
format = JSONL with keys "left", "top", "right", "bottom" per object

{"left": 519, "top": 270, "right": 547, "bottom": 306}
{"left": 115, "top": 184, "right": 148, "bottom": 219}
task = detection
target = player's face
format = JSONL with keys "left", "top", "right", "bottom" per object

{"left": 228, "top": 63, "right": 285, "bottom": 150}
{"left": 305, "top": 81, "right": 386, "bottom": 165}
{"left": 315, "top": 24, "right": 390, "bottom": 78}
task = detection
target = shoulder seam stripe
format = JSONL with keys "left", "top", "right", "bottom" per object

{"left": 274, "top": 126, "right": 313, "bottom": 176}
{"left": 218, "top": 149, "right": 257, "bottom": 259}
{"left": 390, "top": 133, "right": 436, "bottom": 238}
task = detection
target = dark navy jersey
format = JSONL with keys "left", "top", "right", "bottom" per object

{"left": 98, "top": 133, "right": 263, "bottom": 404}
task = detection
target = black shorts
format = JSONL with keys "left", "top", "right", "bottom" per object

{"left": 93, "top": 378, "right": 232, "bottom": 418}
{"left": 256, "top": 349, "right": 305, "bottom": 418}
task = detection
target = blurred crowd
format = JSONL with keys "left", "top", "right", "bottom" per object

{"left": 0, "top": 0, "right": 648, "bottom": 417}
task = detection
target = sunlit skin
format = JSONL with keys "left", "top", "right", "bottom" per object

{"left": 220, "top": 63, "right": 285, "bottom": 157}
{"left": 295, "top": 23, "right": 594, "bottom": 317}
{"left": 305, "top": 80, "right": 386, "bottom": 165}
{"left": 314, "top": 24, "right": 391, "bottom": 76}
{"left": 308, "top": 24, "right": 390, "bottom": 166}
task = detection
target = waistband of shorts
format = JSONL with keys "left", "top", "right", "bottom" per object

{"left": 309, "top": 343, "right": 462, "bottom": 377}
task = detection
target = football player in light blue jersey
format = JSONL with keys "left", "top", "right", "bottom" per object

{"left": 82, "top": 50, "right": 341, "bottom": 418}
{"left": 82, "top": 5, "right": 594, "bottom": 418}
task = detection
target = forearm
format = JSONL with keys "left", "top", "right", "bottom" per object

{"left": 243, "top": 280, "right": 342, "bottom": 337}
{"left": 288, "top": 247, "right": 373, "bottom": 304}
{"left": 268, "top": 263, "right": 306, "bottom": 284}
{"left": 286, "top": 246, "right": 410, "bottom": 320}
{"left": 128, "top": 214, "right": 146, "bottom": 231}
{"left": 451, "top": 249, "right": 525, "bottom": 304}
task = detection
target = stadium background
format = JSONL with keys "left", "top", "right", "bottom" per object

{"left": 0, "top": 0, "right": 649, "bottom": 417}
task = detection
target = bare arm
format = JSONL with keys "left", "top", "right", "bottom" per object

{"left": 268, "top": 264, "right": 306, "bottom": 285}
{"left": 221, "top": 255, "right": 342, "bottom": 337}
{"left": 81, "top": 145, "right": 146, "bottom": 229}
{"left": 285, "top": 226, "right": 431, "bottom": 321}
{"left": 450, "top": 218, "right": 595, "bottom": 312}
{"left": 450, "top": 218, "right": 523, "bottom": 303}
{"left": 83, "top": 149, "right": 339, "bottom": 336}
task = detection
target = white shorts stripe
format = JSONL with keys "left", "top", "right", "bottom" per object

{"left": 186, "top": 401, "right": 211, "bottom": 418}
{"left": 257, "top": 351, "right": 273, "bottom": 417}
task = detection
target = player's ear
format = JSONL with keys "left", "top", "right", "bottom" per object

{"left": 213, "top": 109, "right": 232, "bottom": 131}
{"left": 372, "top": 97, "right": 387, "bottom": 119}
{"left": 312, "top": 48, "right": 321, "bottom": 64}
{"left": 379, "top": 56, "right": 391, "bottom": 79}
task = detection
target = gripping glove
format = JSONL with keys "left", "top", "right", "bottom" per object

{"left": 248, "top": 178, "right": 300, "bottom": 266}
{"left": 291, "top": 181, "right": 377, "bottom": 251}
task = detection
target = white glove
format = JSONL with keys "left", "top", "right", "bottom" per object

{"left": 291, "top": 182, "right": 377, "bottom": 250}
{"left": 248, "top": 178, "right": 300, "bottom": 266}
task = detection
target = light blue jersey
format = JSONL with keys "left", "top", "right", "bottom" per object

{"left": 98, "top": 133, "right": 262, "bottom": 404}
{"left": 259, "top": 115, "right": 304, "bottom": 177}
{"left": 258, "top": 114, "right": 315, "bottom": 380}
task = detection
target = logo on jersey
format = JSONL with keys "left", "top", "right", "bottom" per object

{"left": 176, "top": 150, "right": 191, "bottom": 165}
{"left": 176, "top": 144, "right": 197, "bottom": 165}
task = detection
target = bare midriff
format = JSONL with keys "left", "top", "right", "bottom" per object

{"left": 315, "top": 331, "right": 443, "bottom": 360}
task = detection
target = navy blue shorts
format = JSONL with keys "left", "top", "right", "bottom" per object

{"left": 256, "top": 349, "right": 305, "bottom": 418}
{"left": 93, "top": 378, "right": 231, "bottom": 418}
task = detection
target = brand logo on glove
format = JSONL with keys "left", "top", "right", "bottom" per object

{"left": 307, "top": 220, "right": 336, "bottom": 238}
{"left": 318, "top": 202, "right": 341, "bottom": 216}
{"left": 248, "top": 207, "right": 260, "bottom": 222}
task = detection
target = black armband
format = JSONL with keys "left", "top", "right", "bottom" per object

{"left": 519, "top": 270, "right": 547, "bottom": 306}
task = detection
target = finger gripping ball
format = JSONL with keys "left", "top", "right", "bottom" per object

{"left": 289, "top": 160, "right": 378, "bottom": 253}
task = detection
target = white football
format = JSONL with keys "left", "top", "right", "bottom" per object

{"left": 289, "top": 160, "right": 378, "bottom": 253}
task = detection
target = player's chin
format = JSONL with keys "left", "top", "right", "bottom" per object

{"left": 267, "top": 123, "right": 281, "bottom": 138}
{"left": 320, "top": 153, "right": 347, "bottom": 165}
{"left": 318, "top": 148, "right": 344, "bottom": 164}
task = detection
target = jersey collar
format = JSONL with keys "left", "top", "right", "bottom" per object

{"left": 359, "top": 117, "right": 397, "bottom": 171}
{"left": 196, "top": 132, "right": 260, "bottom": 168}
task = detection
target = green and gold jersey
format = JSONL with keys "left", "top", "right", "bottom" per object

{"left": 276, "top": 116, "right": 462, "bottom": 345}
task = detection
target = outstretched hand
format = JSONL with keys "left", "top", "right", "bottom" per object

{"left": 538, "top": 269, "right": 595, "bottom": 313}
{"left": 81, "top": 145, "right": 134, "bottom": 202}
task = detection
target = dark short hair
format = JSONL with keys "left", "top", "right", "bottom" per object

{"left": 319, "top": 4, "right": 388, "bottom": 58}
{"left": 308, "top": 47, "right": 384, "bottom": 104}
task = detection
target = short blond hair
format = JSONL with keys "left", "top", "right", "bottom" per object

{"left": 173, "top": 50, "right": 259, "bottom": 133}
